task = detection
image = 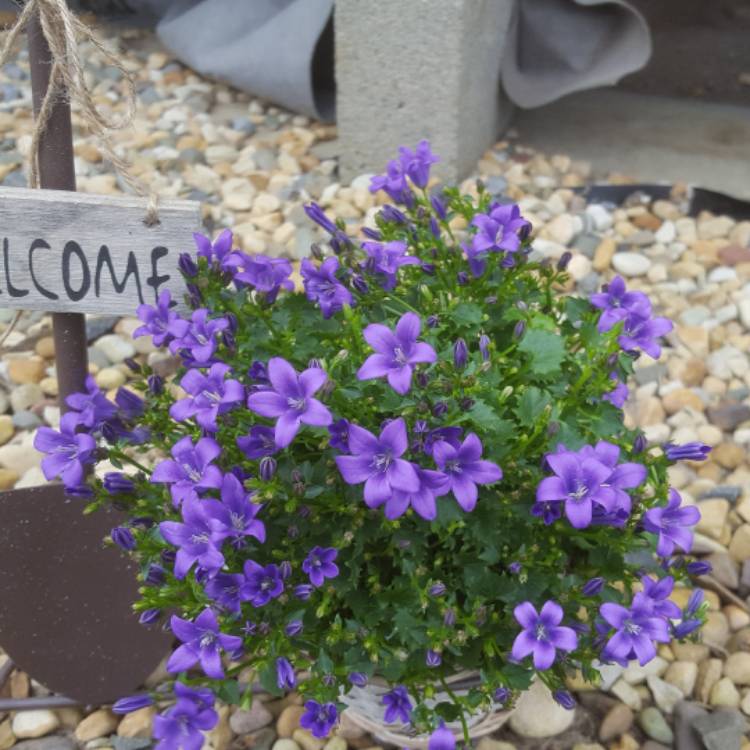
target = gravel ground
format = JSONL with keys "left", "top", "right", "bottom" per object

{"left": 0, "top": 23, "right": 749, "bottom": 750}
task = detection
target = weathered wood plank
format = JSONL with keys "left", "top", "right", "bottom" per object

{"left": 0, "top": 187, "right": 200, "bottom": 314}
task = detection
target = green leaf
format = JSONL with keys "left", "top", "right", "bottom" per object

{"left": 452, "top": 302, "right": 483, "bottom": 327}
{"left": 258, "top": 663, "right": 283, "bottom": 697}
{"left": 518, "top": 329, "right": 566, "bottom": 376}
{"left": 216, "top": 680, "right": 241, "bottom": 705}
{"left": 517, "top": 387, "right": 551, "bottom": 425}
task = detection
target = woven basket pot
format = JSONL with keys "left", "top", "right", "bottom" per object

{"left": 339, "top": 671, "right": 512, "bottom": 748}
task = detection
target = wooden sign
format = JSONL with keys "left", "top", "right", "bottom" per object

{"left": 0, "top": 187, "right": 200, "bottom": 314}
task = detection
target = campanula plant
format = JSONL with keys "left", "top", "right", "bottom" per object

{"left": 35, "top": 141, "right": 709, "bottom": 749}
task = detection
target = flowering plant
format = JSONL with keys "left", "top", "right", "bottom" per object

{"left": 35, "top": 142, "right": 709, "bottom": 749}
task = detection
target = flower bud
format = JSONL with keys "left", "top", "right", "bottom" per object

{"left": 429, "top": 217, "right": 440, "bottom": 239}
{"left": 185, "top": 283, "right": 202, "bottom": 308}
{"left": 138, "top": 608, "right": 160, "bottom": 625}
{"left": 453, "top": 338, "right": 468, "bottom": 369}
{"left": 123, "top": 358, "right": 141, "bottom": 374}
{"left": 178, "top": 252, "right": 198, "bottom": 277}
{"left": 145, "top": 564, "right": 166, "bottom": 586}
{"left": 493, "top": 687, "right": 510, "bottom": 705}
{"left": 280, "top": 561, "right": 292, "bottom": 579}
{"left": 426, "top": 649, "right": 442, "bottom": 667}
{"left": 161, "top": 549, "right": 176, "bottom": 565}
{"left": 352, "top": 274, "right": 369, "bottom": 294}
{"left": 103, "top": 472, "right": 135, "bottom": 495}
{"left": 456, "top": 271, "right": 468, "bottom": 286}
{"left": 686, "top": 560, "right": 712, "bottom": 576}
{"left": 430, "top": 195, "right": 447, "bottom": 220}
{"left": 285, "top": 619, "right": 303, "bottom": 636}
{"left": 361, "top": 227, "right": 381, "bottom": 241}
{"left": 222, "top": 331, "right": 236, "bottom": 351}
{"left": 310, "top": 242, "right": 325, "bottom": 260}
{"left": 443, "top": 608, "right": 456, "bottom": 627}
{"left": 478, "top": 334, "right": 491, "bottom": 361}
{"left": 421, "top": 263, "right": 436, "bottom": 276}
{"left": 582, "top": 577, "right": 605, "bottom": 596}
{"left": 112, "top": 694, "right": 154, "bottom": 714}
{"left": 259, "top": 456, "right": 277, "bottom": 481}
{"left": 508, "top": 562, "right": 521, "bottom": 574}
{"left": 556, "top": 252, "right": 572, "bottom": 271}
{"left": 427, "top": 315, "right": 439, "bottom": 328}
{"left": 553, "top": 690, "right": 576, "bottom": 710}
{"left": 459, "top": 397, "right": 474, "bottom": 411}
{"left": 513, "top": 321, "right": 526, "bottom": 339}
{"left": 429, "top": 582, "right": 446, "bottom": 597}
{"left": 147, "top": 374, "right": 163, "bottom": 395}
{"left": 294, "top": 584, "right": 314, "bottom": 600}
{"left": 111, "top": 526, "right": 135, "bottom": 551}
{"left": 632, "top": 434, "right": 648, "bottom": 454}
{"left": 348, "top": 672, "right": 368, "bottom": 687}
{"left": 485, "top": 295, "right": 497, "bottom": 305}
{"left": 416, "top": 372, "right": 429, "bottom": 388}
{"left": 432, "top": 402, "right": 448, "bottom": 418}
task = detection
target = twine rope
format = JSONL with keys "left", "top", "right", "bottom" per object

{"left": 0, "top": 0, "right": 160, "bottom": 225}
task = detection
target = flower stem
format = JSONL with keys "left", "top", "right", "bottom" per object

{"left": 439, "top": 675, "right": 470, "bottom": 747}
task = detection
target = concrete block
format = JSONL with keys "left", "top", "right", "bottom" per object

{"left": 335, "top": 0, "right": 514, "bottom": 183}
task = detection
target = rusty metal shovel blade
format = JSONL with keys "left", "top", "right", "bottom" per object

{"left": 0, "top": 484, "right": 170, "bottom": 705}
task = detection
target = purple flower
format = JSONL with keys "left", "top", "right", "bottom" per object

{"left": 134, "top": 289, "right": 181, "bottom": 348}
{"left": 428, "top": 722, "right": 455, "bottom": 750}
{"left": 237, "top": 425, "right": 277, "bottom": 460}
{"left": 643, "top": 489, "right": 700, "bottom": 556}
{"left": 204, "top": 573, "right": 245, "bottom": 615}
{"left": 429, "top": 582, "right": 446, "bottom": 597}
{"left": 382, "top": 685, "right": 412, "bottom": 724}
{"left": 300, "top": 700, "right": 337, "bottom": 739}
{"left": 493, "top": 687, "right": 510, "bottom": 705}
{"left": 259, "top": 456, "right": 277, "bottom": 481}
{"left": 302, "top": 546, "right": 339, "bottom": 587}
{"left": 139, "top": 608, "right": 161, "bottom": 625}
{"left": 167, "top": 609, "right": 242, "bottom": 679}
{"left": 687, "top": 560, "right": 712, "bottom": 576}
{"left": 369, "top": 159, "right": 412, "bottom": 205}
{"left": 242, "top": 560, "right": 284, "bottom": 606}
{"left": 159, "top": 497, "right": 227, "bottom": 579}
{"left": 398, "top": 140, "right": 439, "bottom": 188}
{"left": 212, "top": 473, "right": 266, "bottom": 547}
{"left": 511, "top": 600, "right": 578, "bottom": 670}
{"left": 151, "top": 436, "right": 223, "bottom": 506}
{"left": 194, "top": 229, "right": 243, "bottom": 273}
{"left": 153, "top": 682, "right": 218, "bottom": 750}
{"left": 470, "top": 203, "right": 528, "bottom": 261}
{"left": 335, "top": 418, "right": 419, "bottom": 506}
{"left": 432, "top": 433, "right": 503, "bottom": 512}
{"left": 619, "top": 310, "right": 673, "bottom": 359}
{"left": 66, "top": 375, "right": 117, "bottom": 429}
{"left": 664, "top": 442, "right": 711, "bottom": 462}
{"left": 361, "top": 240, "right": 420, "bottom": 290}
{"left": 304, "top": 202, "right": 339, "bottom": 235}
{"left": 536, "top": 449, "right": 616, "bottom": 529}
{"left": 590, "top": 276, "right": 651, "bottom": 332}
{"left": 603, "top": 373, "right": 629, "bottom": 408}
{"left": 301, "top": 257, "right": 353, "bottom": 318}
{"left": 276, "top": 657, "right": 296, "bottom": 690}
{"left": 170, "top": 363, "right": 244, "bottom": 432}
{"left": 285, "top": 620, "right": 303, "bottom": 637}
{"left": 111, "top": 526, "right": 135, "bottom": 551}
{"left": 328, "top": 419, "right": 350, "bottom": 452}
{"left": 479, "top": 334, "right": 490, "bottom": 361}
{"left": 357, "top": 312, "right": 437, "bottom": 395}
{"left": 235, "top": 254, "right": 294, "bottom": 301}
{"left": 599, "top": 594, "right": 670, "bottom": 666}
{"left": 112, "top": 694, "right": 154, "bottom": 714}
{"left": 34, "top": 412, "right": 97, "bottom": 489}
{"left": 247, "top": 357, "right": 333, "bottom": 449}
{"left": 639, "top": 575, "right": 681, "bottom": 619}
{"left": 169, "top": 308, "right": 229, "bottom": 365}
{"left": 377, "top": 466, "right": 449, "bottom": 521}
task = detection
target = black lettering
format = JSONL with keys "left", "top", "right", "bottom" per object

{"left": 147, "top": 246, "right": 170, "bottom": 303}
{"left": 28, "top": 239, "right": 59, "bottom": 300}
{"left": 3, "top": 238, "right": 29, "bottom": 297}
{"left": 94, "top": 245, "right": 144, "bottom": 304}
{"left": 62, "top": 241, "right": 91, "bottom": 301}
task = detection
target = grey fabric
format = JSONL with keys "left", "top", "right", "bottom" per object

{"left": 502, "top": 0, "right": 652, "bottom": 107}
{"left": 128, "top": 0, "right": 650, "bottom": 118}
{"left": 152, "top": 0, "right": 335, "bottom": 121}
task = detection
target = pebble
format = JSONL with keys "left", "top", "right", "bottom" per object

{"left": 292, "top": 729, "right": 324, "bottom": 750}
{"left": 272, "top": 741, "right": 301, "bottom": 750}
{"left": 664, "top": 660, "right": 698, "bottom": 697}
{"left": 611, "top": 251, "right": 651, "bottom": 276}
{"left": 709, "top": 677, "right": 741, "bottom": 707}
{"left": 598, "top": 703, "right": 633, "bottom": 742}
{"left": 610, "top": 679, "right": 642, "bottom": 711}
{"left": 94, "top": 334, "right": 136, "bottom": 363}
{"left": 115, "top": 707, "right": 155, "bottom": 738}
{"left": 693, "top": 708, "right": 747, "bottom": 750}
{"left": 11, "top": 712, "right": 60, "bottom": 739}
{"left": 74, "top": 710, "right": 119, "bottom": 742}
{"left": 696, "top": 659, "right": 724, "bottom": 703}
{"left": 647, "top": 674, "right": 683, "bottom": 713}
{"left": 508, "top": 680, "right": 575, "bottom": 738}
{"left": 229, "top": 701, "right": 274, "bottom": 734}
{"left": 10, "top": 383, "right": 43, "bottom": 413}
{"left": 276, "top": 706, "right": 305, "bottom": 738}
{"left": 7, "top": 357, "right": 46, "bottom": 384}
{"left": 637, "top": 707, "right": 673, "bottom": 745}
